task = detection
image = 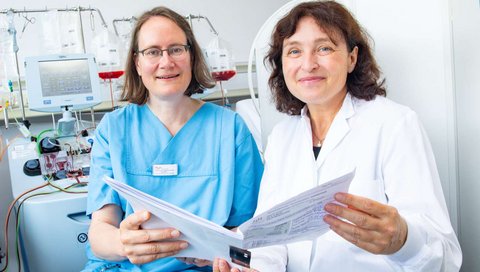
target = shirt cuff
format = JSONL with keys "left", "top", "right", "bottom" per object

{"left": 387, "top": 217, "right": 427, "bottom": 264}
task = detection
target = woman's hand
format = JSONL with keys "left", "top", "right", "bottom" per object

{"left": 213, "top": 258, "right": 258, "bottom": 272}
{"left": 119, "top": 210, "right": 189, "bottom": 264}
{"left": 323, "top": 193, "right": 408, "bottom": 255}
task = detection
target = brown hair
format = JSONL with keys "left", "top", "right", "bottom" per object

{"left": 121, "top": 6, "right": 215, "bottom": 104}
{"left": 266, "top": 0, "right": 386, "bottom": 115}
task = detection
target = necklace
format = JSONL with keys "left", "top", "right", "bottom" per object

{"left": 312, "top": 132, "right": 325, "bottom": 147}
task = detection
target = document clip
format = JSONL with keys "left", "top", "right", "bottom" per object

{"left": 229, "top": 245, "right": 251, "bottom": 268}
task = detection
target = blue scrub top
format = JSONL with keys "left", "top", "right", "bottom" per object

{"left": 83, "top": 102, "right": 263, "bottom": 272}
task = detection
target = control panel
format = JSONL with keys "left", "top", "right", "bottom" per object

{"left": 28, "top": 135, "right": 92, "bottom": 180}
{"left": 9, "top": 129, "right": 94, "bottom": 197}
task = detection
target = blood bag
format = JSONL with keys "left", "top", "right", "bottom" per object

{"left": 91, "top": 28, "right": 126, "bottom": 109}
{"left": 205, "top": 36, "right": 236, "bottom": 81}
{"left": 91, "top": 28, "right": 125, "bottom": 80}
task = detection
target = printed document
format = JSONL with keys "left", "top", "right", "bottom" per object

{"left": 104, "top": 169, "right": 354, "bottom": 267}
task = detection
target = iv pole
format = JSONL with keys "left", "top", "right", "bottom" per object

{"left": 185, "top": 14, "right": 219, "bottom": 35}
{"left": 6, "top": 10, "right": 26, "bottom": 123}
{"left": 112, "top": 16, "right": 137, "bottom": 37}
{"left": 111, "top": 14, "right": 219, "bottom": 38}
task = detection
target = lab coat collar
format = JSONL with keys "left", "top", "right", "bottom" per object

{"left": 299, "top": 92, "right": 355, "bottom": 120}
{"left": 301, "top": 93, "right": 355, "bottom": 168}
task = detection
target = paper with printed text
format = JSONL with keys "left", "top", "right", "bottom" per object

{"left": 104, "top": 169, "right": 354, "bottom": 267}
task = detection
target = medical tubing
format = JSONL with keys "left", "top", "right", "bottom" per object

{"left": 0, "top": 135, "right": 21, "bottom": 163}
{"left": 74, "top": 111, "right": 81, "bottom": 132}
{"left": 1, "top": 182, "right": 50, "bottom": 272}
{"left": 14, "top": 190, "right": 57, "bottom": 272}
{"left": 7, "top": 107, "right": 20, "bottom": 126}
{"left": 2, "top": 175, "right": 88, "bottom": 272}
{"left": 12, "top": 179, "right": 87, "bottom": 272}
{"left": 46, "top": 178, "right": 88, "bottom": 193}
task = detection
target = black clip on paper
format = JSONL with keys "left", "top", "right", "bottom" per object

{"left": 229, "top": 245, "right": 251, "bottom": 268}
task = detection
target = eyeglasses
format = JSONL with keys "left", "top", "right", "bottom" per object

{"left": 136, "top": 44, "right": 190, "bottom": 61}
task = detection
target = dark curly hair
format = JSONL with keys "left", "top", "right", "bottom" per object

{"left": 265, "top": 0, "right": 386, "bottom": 115}
{"left": 121, "top": 6, "right": 215, "bottom": 105}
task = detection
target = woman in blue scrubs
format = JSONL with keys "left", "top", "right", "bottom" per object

{"left": 83, "top": 6, "right": 263, "bottom": 272}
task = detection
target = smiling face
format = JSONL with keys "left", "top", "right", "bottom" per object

{"left": 282, "top": 16, "right": 358, "bottom": 108}
{"left": 135, "top": 16, "right": 192, "bottom": 101}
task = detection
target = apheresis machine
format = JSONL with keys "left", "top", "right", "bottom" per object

{"left": 7, "top": 53, "right": 102, "bottom": 272}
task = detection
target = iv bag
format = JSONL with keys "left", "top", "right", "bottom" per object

{"left": 59, "top": 11, "right": 84, "bottom": 53}
{"left": 205, "top": 36, "right": 236, "bottom": 81}
{"left": 40, "top": 10, "right": 84, "bottom": 54}
{"left": 0, "top": 20, "right": 16, "bottom": 92}
{"left": 116, "top": 19, "right": 136, "bottom": 54}
{"left": 91, "top": 28, "right": 126, "bottom": 80}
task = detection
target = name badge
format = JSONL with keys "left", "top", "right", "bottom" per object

{"left": 152, "top": 164, "right": 178, "bottom": 176}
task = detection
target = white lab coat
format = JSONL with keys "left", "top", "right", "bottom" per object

{"left": 251, "top": 93, "right": 462, "bottom": 271}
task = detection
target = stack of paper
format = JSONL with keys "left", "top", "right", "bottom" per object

{"left": 104, "top": 169, "right": 354, "bottom": 268}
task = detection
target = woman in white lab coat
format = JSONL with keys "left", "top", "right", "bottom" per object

{"left": 214, "top": 1, "right": 462, "bottom": 271}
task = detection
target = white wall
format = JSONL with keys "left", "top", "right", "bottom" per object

{"left": 354, "top": 0, "right": 459, "bottom": 230}
{"left": 452, "top": 0, "right": 480, "bottom": 271}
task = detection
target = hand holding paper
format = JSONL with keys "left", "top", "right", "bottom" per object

{"left": 103, "top": 169, "right": 354, "bottom": 268}
{"left": 118, "top": 210, "right": 188, "bottom": 264}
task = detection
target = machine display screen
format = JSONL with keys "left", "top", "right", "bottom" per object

{"left": 25, "top": 53, "right": 102, "bottom": 113}
{"left": 39, "top": 59, "right": 92, "bottom": 97}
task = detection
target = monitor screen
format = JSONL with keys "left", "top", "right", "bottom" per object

{"left": 25, "top": 54, "right": 102, "bottom": 112}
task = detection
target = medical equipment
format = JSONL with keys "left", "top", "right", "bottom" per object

{"left": 92, "top": 29, "right": 125, "bottom": 81}
{"left": 185, "top": 14, "right": 234, "bottom": 107}
{"left": 24, "top": 53, "right": 102, "bottom": 113}
{"left": 7, "top": 128, "right": 94, "bottom": 272}
{"left": 207, "top": 36, "right": 236, "bottom": 81}
{"left": 112, "top": 16, "right": 137, "bottom": 38}
{"left": 0, "top": 6, "right": 108, "bottom": 124}
{"left": 91, "top": 29, "right": 125, "bottom": 109}
{"left": 40, "top": 10, "right": 84, "bottom": 54}
{"left": 5, "top": 10, "right": 26, "bottom": 122}
{"left": 57, "top": 109, "right": 77, "bottom": 136}
{"left": 0, "top": 7, "right": 108, "bottom": 52}
{"left": 185, "top": 14, "right": 218, "bottom": 35}
{"left": 206, "top": 36, "right": 236, "bottom": 106}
